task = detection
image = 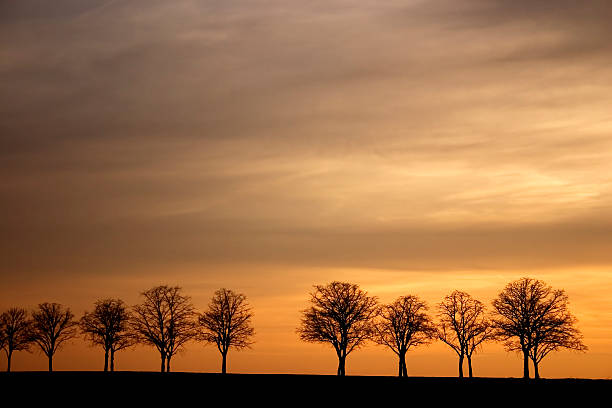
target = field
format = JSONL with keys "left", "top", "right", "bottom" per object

{"left": 1, "top": 372, "right": 609, "bottom": 405}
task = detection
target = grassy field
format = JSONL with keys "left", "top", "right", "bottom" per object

{"left": 2, "top": 372, "right": 610, "bottom": 404}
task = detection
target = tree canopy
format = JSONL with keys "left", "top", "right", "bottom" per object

{"left": 297, "top": 281, "right": 378, "bottom": 376}
{"left": 198, "top": 288, "right": 255, "bottom": 374}
{"left": 131, "top": 285, "right": 197, "bottom": 372}
{"left": 30, "top": 302, "right": 78, "bottom": 372}
{"left": 375, "top": 295, "right": 436, "bottom": 377}
{"left": 80, "top": 298, "right": 134, "bottom": 371}
{"left": 492, "top": 278, "right": 586, "bottom": 379}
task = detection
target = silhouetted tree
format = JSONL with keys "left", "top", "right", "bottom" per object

{"left": 0, "top": 308, "right": 32, "bottom": 372}
{"left": 30, "top": 303, "right": 78, "bottom": 371}
{"left": 492, "top": 277, "right": 586, "bottom": 379}
{"left": 528, "top": 308, "right": 586, "bottom": 379}
{"left": 131, "top": 285, "right": 197, "bottom": 372}
{"left": 80, "top": 298, "right": 134, "bottom": 372}
{"left": 374, "top": 295, "right": 436, "bottom": 377}
{"left": 297, "top": 281, "right": 378, "bottom": 376}
{"left": 198, "top": 288, "right": 255, "bottom": 374}
{"left": 438, "top": 291, "right": 491, "bottom": 378}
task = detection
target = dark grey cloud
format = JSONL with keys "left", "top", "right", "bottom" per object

{"left": 0, "top": 0, "right": 114, "bottom": 22}
{"left": 1, "top": 0, "right": 612, "bottom": 281}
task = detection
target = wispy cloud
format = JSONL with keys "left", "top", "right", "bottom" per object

{"left": 2, "top": 0, "right": 612, "bottom": 276}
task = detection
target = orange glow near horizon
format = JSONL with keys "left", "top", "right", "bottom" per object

{"left": 2, "top": 265, "right": 611, "bottom": 378}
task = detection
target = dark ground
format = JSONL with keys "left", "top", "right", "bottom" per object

{"left": 1, "top": 372, "right": 609, "bottom": 405}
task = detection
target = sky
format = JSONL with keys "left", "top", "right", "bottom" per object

{"left": 1, "top": 0, "right": 612, "bottom": 378}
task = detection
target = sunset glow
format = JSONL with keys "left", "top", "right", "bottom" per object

{"left": 1, "top": 0, "right": 612, "bottom": 378}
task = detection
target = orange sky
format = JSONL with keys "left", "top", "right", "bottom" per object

{"left": 1, "top": 0, "right": 612, "bottom": 378}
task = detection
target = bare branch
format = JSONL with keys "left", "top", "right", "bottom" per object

{"left": 297, "top": 281, "right": 378, "bottom": 376}
{"left": 374, "top": 295, "right": 436, "bottom": 377}
{"left": 491, "top": 278, "right": 587, "bottom": 379}
{"left": 80, "top": 298, "right": 135, "bottom": 371}
{"left": 0, "top": 307, "right": 33, "bottom": 372}
{"left": 29, "top": 303, "right": 78, "bottom": 371}
{"left": 131, "top": 285, "right": 197, "bottom": 372}
{"left": 197, "top": 288, "right": 255, "bottom": 373}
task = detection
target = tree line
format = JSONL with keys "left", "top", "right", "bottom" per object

{"left": 0, "top": 287, "right": 254, "bottom": 373}
{"left": 1, "top": 277, "right": 586, "bottom": 378}
{"left": 297, "top": 277, "right": 586, "bottom": 379}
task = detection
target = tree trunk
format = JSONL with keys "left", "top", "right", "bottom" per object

{"left": 160, "top": 354, "right": 166, "bottom": 373}
{"left": 7, "top": 350, "right": 12, "bottom": 372}
{"left": 222, "top": 351, "right": 228, "bottom": 374}
{"left": 166, "top": 356, "right": 171, "bottom": 372}
{"left": 110, "top": 350, "right": 115, "bottom": 372}
{"left": 104, "top": 349, "right": 109, "bottom": 372}
{"left": 533, "top": 359, "right": 540, "bottom": 379}
{"left": 398, "top": 352, "right": 408, "bottom": 377}
{"left": 337, "top": 354, "right": 346, "bottom": 376}
{"left": 522, "top": 351, "right": 530, "bottom": 379}
{"left": 48, "top": 354, "right": 53, "bottom": 372}
{"left": 458, "top": 354, "right": 464, "bottom": 378}
{"left": 467, "top": 355, "right": 473, "bottom": 378}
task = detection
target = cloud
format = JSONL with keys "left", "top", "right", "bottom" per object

{"left": 1, "top": 0, "right": 612, "bottom": 279}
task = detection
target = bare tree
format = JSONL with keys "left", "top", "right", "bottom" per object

{"left": 491, "top": 277, "right": 587, "bottom": 379}
{"left": 438, "top": 291, "right": 491, "bottom": 378}
{"left": 131, "top": 285, "right": 197, "bottom": 372}
{"left": 198, "top": 288, "right": 255, "bottom": 374}
{"left": 297, "top": 281, "right": 378, "bottom": 376}
{"left": 30, "top": 303, "right": 78, "bottom": 372}
{"left": 374, "top": 295, "right": 436, "bottom": 377}
{"left": 80, "top": 298, "right": 134, "bottom": 372}
{"left": 0, "top": 308, "right": 32, "bottom": 372}
{"left": 529, "top": 308, "right": 586, "bottom": 379}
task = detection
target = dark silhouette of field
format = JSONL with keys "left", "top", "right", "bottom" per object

{"left": 1, "top": 372, "right": 609, "bottom": 404}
